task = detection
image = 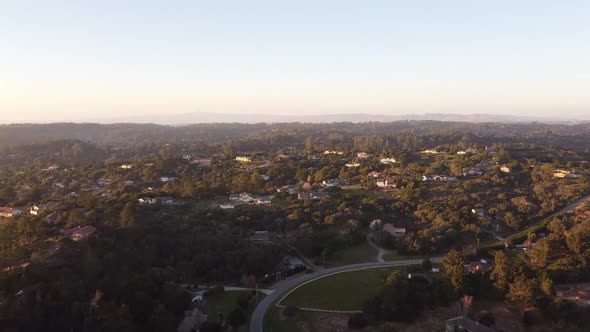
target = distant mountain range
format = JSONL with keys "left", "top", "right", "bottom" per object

{"left": 86, "top": 112, "right": 584, "bottom": 125}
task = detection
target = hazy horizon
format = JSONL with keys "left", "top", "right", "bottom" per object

{"left": 2, "top": 1, "right": 590, "bottom": 123}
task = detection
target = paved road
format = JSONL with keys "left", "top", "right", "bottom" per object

{"left": 366, "top": 232, "right": 391, "bottom": 262}
{"left": 249, "top": 258, "right": 441, "bottom": 332}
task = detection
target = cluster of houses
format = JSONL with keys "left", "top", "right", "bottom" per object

{"left": 422, "top": 174, "right": 457, "bottom": 182}
{"left": 138, "top": 196, "right": 180, "bottom": 206}
{"left": 553, "top": 169, "right": 583, "bottom": 178}
{"left": 220, "top": 192, "right": 275, "bottom": 208}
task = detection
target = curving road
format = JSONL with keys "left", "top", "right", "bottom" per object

{"left": 249, "top": 257, "right": 441, "bottom": 332}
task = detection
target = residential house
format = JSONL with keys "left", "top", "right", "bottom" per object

{"left": 138, "top": 197, "right": 177, "bottom": 205}
{"left": 421, "top": 149, "right": 440, "bottom": 154}
{"left": 228, "top": 192, "right": 274, "bottom": 205}
{"left": 554, "top": 169, "right": 583, "bottom": 178}
{"left": 422, "top": 175, "right": 457, "bottom": 182}
{"left": 323, "top": 150, "right": 344, "bottom": 155}
{"left": 367, "top": 171, "right": 381, "bottom": 179}
{"left": 0, "top": 207, "right": 23, "bottom": 218}
{"left": 357, "top": 152, "right": 370, "bottom": 159}
{"left": 345, "top": 161, "right": 360, "bottom": 167}
{"left": 383, "top": 224, "right": 406, "bottom": 237}
{"left": 120, "top": 164, "right": 133, "bottom": 169}
{"left": 235, "top": 156, "right": 252, "bottom": 163}
{"left": 63, "top": 225, "right": 96, "bottom": 241}
{"left": 463, "top": 168, "right": 483, "bottom": 176}
{"left": 219, "top": 203, "right": 235, "bottom": 209}
{"left": 159, "top": 176, "right": 177, "bottom": 182}
{"left": 260, "top": 174, "right": 270, "bottom": 181}
{"left": 322, "top": 179, "right": 343, "bottom": 188}
{"left": 500, "top": 165, "right": 512, "bottom": 173}
{"left": 465, "top": 259, "right": 492, "bottom": 274}
{"left": 29, "top": 204, "right": 47, "bottom": 216}
{"left": 379, "top": 157, "right": 397, "bottom": 164}
{"left": 445, "top": 317, "right": 495, "bottom": 332}
{"left": 471, "top": 208, "right": 485, "bottom": 219}
{"left": 298, "top": 190, "right": 329, "bottom": 200}
{"left": 250, "top": 231, "right": 272, "bottom": 242}
{"left": 307, "top": 154, "right": 320, "bottom": 161}
{"left": 376, "top": 177, "right": 396, "bottom": 189}
{"left": 277, "top": 184, "right": 297, "bottom": 195}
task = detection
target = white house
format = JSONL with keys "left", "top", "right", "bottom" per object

{"left": 379, "top": 157, "right": 397, "bottom": 164}
{"left": 120, "top": 164, "right": 133, "bottom": 170}
{"left": 160, "top": 176, "right": 177, "bottom": 182}
{"left": 357, "top": 152, "right": 370, "bottom": 159}
{"left": 345, "top": 162, "right": 360, "bottom": 167}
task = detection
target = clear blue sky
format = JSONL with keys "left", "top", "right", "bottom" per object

{"left": 1, "top": 0, "right": 589, "bottom": 122}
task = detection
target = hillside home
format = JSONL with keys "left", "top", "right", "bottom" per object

{"left": 357, "top": 152, "right": 370, "bottom": 159}
{"left": 0, "top": 207, "right": 23, "bottom": 218}
{"left": 376, "top": 177, "right": 396, "bottom": 189}
{"left": 120, "top": 164, "right": 133, "bottom": 169}
{"left": 298, "top": 191, "right": 329, "bottom": 200}
{"left": 235, "top": 156, "right": 252, "bottom": 163}
{"left": 345, "top": 161, "right": 360, "bottom": 167}
{"left": 63, "top": 225, "right": 96, "bottom": 241}
{"left": 159, "top": 176, "right": 177, "bottom": 182}
{"left": 380, "top": 157, "right": 397, "bottom": 165}
{"left": 29, "top": 204, "right": 47, "bottom": 216}
{"left": 500, "top": 165, "right": 512, "bottom": 173}
{"left": 383, "top": 223, "right": 406, "bottom": 237}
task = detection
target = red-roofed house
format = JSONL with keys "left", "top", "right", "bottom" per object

{"left": 0, "top": 207, "right": 23, "bottom": 218}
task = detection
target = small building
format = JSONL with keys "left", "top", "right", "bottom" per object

{"left": 120, "top": 164, "right": 133, "bottom": 169}
{"left": 298, "top": 191, "right": 329, "bottom": 200}
{"left": 345, "top": 161, "right": 360, "bottom": 167}
{"left": 357, "top": 152, "right": 370, "bottom": 159}
{"left": 63, "top": 225, "right": 96, "bottom": 241}
{"left": 445, "top": 316, "right": 495, "bottom": 332}
{"left": 376, "top": 177, "right": 396, "bottom": 189}
{"left": 160, "top": 176, "right": 177, "bottom": 182}
{"left": 421, "top": 149, "right": 440, "bottom": 154}
{"left": 29, "top": 204, "right": 47, "bottom": 216}
{"left": 323, "top": 150, "right": 344, "bottom": 155}
{"left": 471, "top": 208, "right": 485, "bottom": 219}
{"left": 219, "top": 203, "right": 235, "bottom": 209}
{"left": 422, "top": 174, "right": 457, "bottom": 182}
{"left": 277, "top": 184, "right": 297, "bottom": 195}
{"left": 465, "top": 259, "right": 492, "bottom": 274}
{"left": 383, "top": 224, "right": 406, "bottom": 237}
{"left": 368, "top": 171, "right": 381, "bottom": 178}
{"left": 380, "top": 157, "right": 397, "bottom": 164}
{"left": 322, "top": 179, "right": 343, "bottom": 188}
{"left": 0, "top": 207, "right": 23, "bottom": 218}
{"left": 235, "top": 156, "right": 252, "bottom": 163}
{"left": 500, "top": 165, "right": 512, "bottom": 173}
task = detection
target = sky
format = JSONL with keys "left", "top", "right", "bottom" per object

{"left": 1, "top": 0, "right": 590, "bottom": 123}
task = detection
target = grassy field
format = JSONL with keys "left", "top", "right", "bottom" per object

{"left": 206, "top": 290, "right": 266, "bottom": 331}
{"left": 324, "top": 242, "right": 377, "bottom": 267}
{"left": 280, "top": 267, "right": 397, "bottom": 311}
{"left": 383, "top": 250, "right": 417, "bottom": 261}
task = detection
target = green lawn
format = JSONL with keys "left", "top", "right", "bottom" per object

{"left": 324, "top": 242, "right": 377, "bottom": 267}
{"left": 280, "top": 267, "right": 397, "bottom": 311}
{"left": 206, "top": 290, "right": 266, "bottom": 331}
{"left": 269, "top": 309, "right": 316, "bottom": 332}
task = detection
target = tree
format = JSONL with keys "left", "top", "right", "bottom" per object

{"left": 305, "top": 136, "right": 314, "bottom": 154}
{"left": 490, "top": 251, "right": 511, "bottom": 292}
{"left": 442, "top": 249, "right": 465, "bottom": 291}
{"left": 507, "top": 276, "right": 536, "bottom": 316}
{"left": 539, "top": 273, "right": 553, "bottom": 296}
{"left": 120, "top": 202, "right": 138, "bottom": 228}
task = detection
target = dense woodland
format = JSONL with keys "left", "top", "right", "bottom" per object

{"left": 0, "top": 121, "right": 589, "bottom": 331}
